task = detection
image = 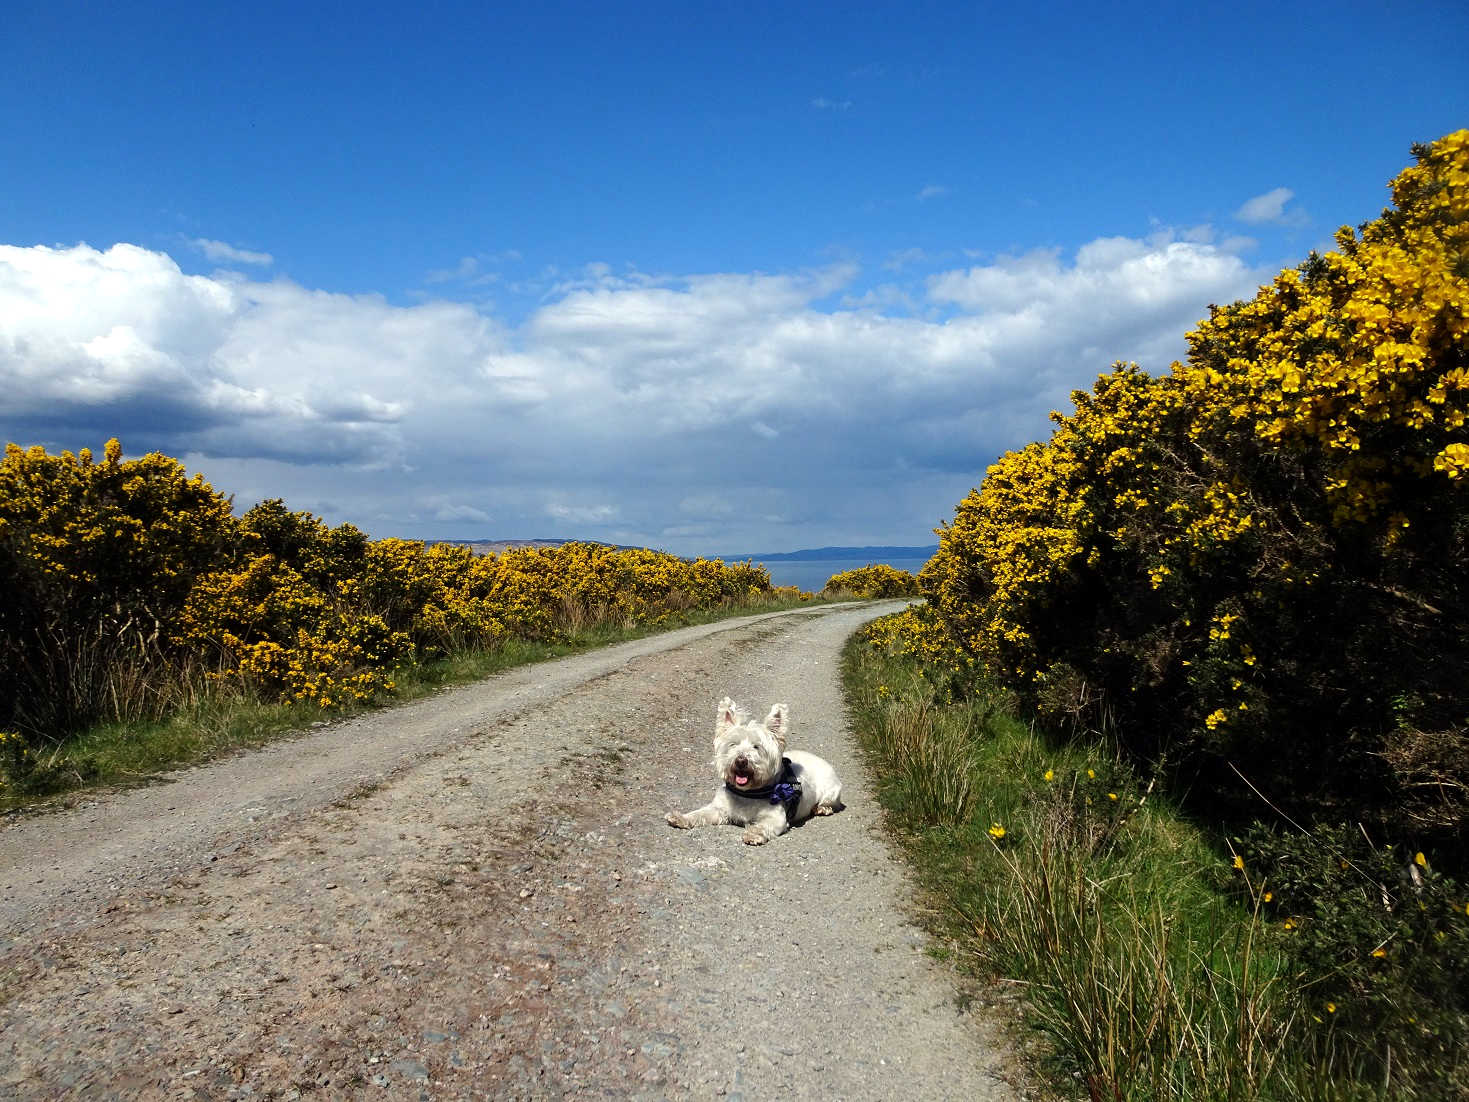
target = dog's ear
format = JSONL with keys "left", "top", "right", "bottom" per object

{"left": 716, "top": 697, "right": 740, "bottom": 736}
{"left": 764, "top": 703, "right": 789, "bottom": 748}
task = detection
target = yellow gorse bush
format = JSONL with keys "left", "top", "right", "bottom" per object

{"left": 920, "top": 131, "right": 1469, "bottom": 843}
{"left": 1, "top": 446, "right": 778, "bottom": 738}
{"left": 822, "top": 562, "right": 921, "bottom": 598}
{"left": 0, "top": 440, "right": 236, "bottom": 734}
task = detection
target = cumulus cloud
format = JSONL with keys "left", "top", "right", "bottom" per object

{"left": 0, "top": 242, "right": 511, "bottom": 468}
{"left": 1234, "top": 187, "right": 1302, "bottom": 226}
{"left": 191, "top": 238, "right": 273, "bottom": 266}
{"left": 0, "top": 236, "right": 1266, "bottom": 553}
{"left": 925, "top": 234, "right": 1257, "bottom": 369}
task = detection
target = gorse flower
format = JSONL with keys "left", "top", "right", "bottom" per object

{"left": 822, "top": 564, "right": 919, "bottom": 598}
{"left": 915, "top": 130, "right": 1469, "bottom": 843}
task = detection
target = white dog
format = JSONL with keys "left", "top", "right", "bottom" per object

{"left": 666, "top": 697, "right": 844, "bottom": 845}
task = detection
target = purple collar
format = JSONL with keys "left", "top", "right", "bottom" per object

{"left": 726, "top": 758, "right": 802, "bottom": 814}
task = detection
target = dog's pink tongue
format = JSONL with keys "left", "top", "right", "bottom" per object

{"left": 735, "top": 773, "right": 750, "bottom": 787}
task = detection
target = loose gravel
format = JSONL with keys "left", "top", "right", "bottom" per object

{"left": 0, "top": 602, "right": 1024, "bottom": 1100}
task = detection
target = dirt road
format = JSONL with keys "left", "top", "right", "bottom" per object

{"left": 0, "top": 602, "right": 1022, "bottom": 1100}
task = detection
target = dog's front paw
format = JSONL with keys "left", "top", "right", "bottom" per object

{"left": 742, "top": 828, "right": 769, "bottom": 846}
{"left": 666, "top": 811, "right": 692, "bottom": 829}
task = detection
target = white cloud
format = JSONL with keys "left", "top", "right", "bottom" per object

{"left": 925, "top": 235, "right": 1256, "bottom": 366}
{"left": 917, "top": 184, "right": 948, "bottom": 201}
{"left": 0, "top": 236, "right": 1267, "bottom": 553}
{"left": 0, "top": 242, "right": 511, "bottom": 467}
{"left": 1234, "top": 187, "right": 1301, "bottom": 225}
{"left": 810, "top": 97, "right": 852, "bottom": 110}
{"left": 839, "top": 283, "right": 919, "bottom": 313}
{"left": 191, "top": 238, "right": 273, "bottom": 267}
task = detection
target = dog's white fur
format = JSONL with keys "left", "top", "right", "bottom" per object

{"left": 666, "top": 697, "right": 843, "bottom": 845}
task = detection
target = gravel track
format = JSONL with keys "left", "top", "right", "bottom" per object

{"left": 0, "top": 601, "right": 1023, "bottom": 1100}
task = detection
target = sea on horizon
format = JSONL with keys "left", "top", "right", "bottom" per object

{"left": 758, "top": 556, "right": 932, "bottom": 593}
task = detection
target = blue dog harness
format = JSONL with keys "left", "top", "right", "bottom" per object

{"left": 726, "top": 757, "right": 802, "bottom": 819}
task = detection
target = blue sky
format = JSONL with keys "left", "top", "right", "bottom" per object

{"left": 2, "top": 0, "right": 1465, "bottom": 555}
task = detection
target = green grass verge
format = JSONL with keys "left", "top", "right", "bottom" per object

{"left": 1, "top": 594, "right": 827, "bottom": 812}
{"left": 842, "top": 620, "right": 1467, "bottom": 1101}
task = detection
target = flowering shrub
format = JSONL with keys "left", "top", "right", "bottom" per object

{"left": 1230, "top": 825, "right": 1469, "bottom": 1094}
{"left": 860, "top": 605, "right": 971, "bottom": 674}
{"left": 0, "top": 440, "right": 235, "bottom": 734}
{"left": 822, "top": 563, "right": 920, "bottom": 598}
{"left": 921, "top": 131, "right": 1469, "bottom": 846}
{"left": 0, "top": 444, "right": 779, "bottom": 752}
{"left": 858, "top": 605, "right": 984, "bottom": 705}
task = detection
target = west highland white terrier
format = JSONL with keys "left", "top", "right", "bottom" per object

{"left": 666, "top": 697, "right": 844, "bottom": 845}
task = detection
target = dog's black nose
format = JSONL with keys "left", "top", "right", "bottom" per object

{"left": 734, "top": 755, "right": 749, "bottom": 770}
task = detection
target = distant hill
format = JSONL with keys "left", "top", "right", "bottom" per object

{"left": 429, "top": 538, "right": 646, "bottom": 555}
{"left": 422, "top": 539, "right": 938, "bottom": 565}
{"left": 721, "top": 545, "right": 938, "bottom": 563}
{"left": 429, "top": 538, "right": 579, "bottom": 555}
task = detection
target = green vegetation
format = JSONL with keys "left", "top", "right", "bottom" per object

{"left": 821, "top": 562, "right": 921, "bottom": 598}
{"left": 0, "top": 439, "right": 811, "bottom": 800}
{"left": 853, "top": 133, "right": 1469, "bottom": 1098}
{"left": 848, "top": 608, "right": 1468, "bottom": 1099}
{"left": 921, "top": 131, "right": 1469, "bottom": 849}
